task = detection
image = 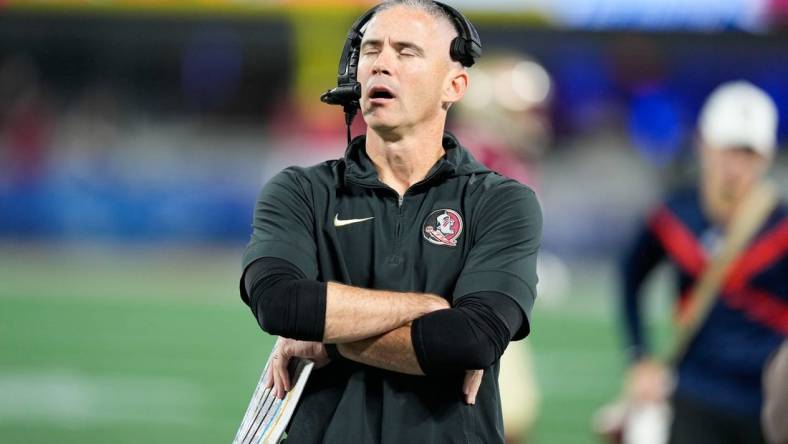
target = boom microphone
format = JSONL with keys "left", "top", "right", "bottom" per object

{"left": 320, "top": 83, "right": 362, "bottom": 106}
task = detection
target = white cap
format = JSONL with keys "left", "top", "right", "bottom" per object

{"left": 699, "top": 80, "right": 779, "bottom": 158}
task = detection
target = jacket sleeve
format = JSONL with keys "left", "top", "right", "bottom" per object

{"left": 240, "top": 168, "right": 319, "bottom": 304}
{"left": 244, "top": 257, "right": 327, "bottom": 342}
{"left": 411, "top": 291, "right": 523, "bottom": 374}
{"left": 452, "top": 181, "right": 541, "bottom": 340}
{"left": 620, "top": 212, "right": 667, "bottom": 361}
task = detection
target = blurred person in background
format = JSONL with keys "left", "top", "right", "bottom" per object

{"left": 452, "top": 52, "right": 553, "bottom": 444}
{"left": 0, "top": 56, "right": 54, "bottom": 183}
{"left": 239, "top": 1, "right": 541, "bottom": 442}
{"left": 451, "top": 53, "right": 552, "bottom": 188}
{"left": 618, "top": 80, "right": 787, "bottom": 444}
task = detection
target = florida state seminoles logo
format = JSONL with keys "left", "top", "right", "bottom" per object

{"left": 423, "top": 209, "right": 463, "bottom": 247}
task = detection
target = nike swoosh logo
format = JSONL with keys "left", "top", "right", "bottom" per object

{"left": 334, "top": 214, "right": 374, "bottom": 227}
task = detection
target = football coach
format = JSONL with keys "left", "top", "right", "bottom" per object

{"left": 240, "top": 1, "right": 542, "bottom": 442}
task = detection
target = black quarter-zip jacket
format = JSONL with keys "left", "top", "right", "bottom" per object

{"left": 241, "top": 132, "right": 541, "bottom": 443}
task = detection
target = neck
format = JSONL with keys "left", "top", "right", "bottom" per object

{"left": 365, "top": 122, "right": 446, "bottom": 196}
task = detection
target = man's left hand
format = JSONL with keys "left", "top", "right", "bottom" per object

{"left": 264, "top": 337, "right": 330, "bottom": 399}
{"left": 463, "top": 369, "right": 483, "bottom": 405}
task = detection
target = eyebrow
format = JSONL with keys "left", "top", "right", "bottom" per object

{"left": 360, "top": 39, "right": 425, "bottom": 56}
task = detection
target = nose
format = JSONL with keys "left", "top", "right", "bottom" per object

{"left": 371, "top": 46, "right": 394, "bottom": 76}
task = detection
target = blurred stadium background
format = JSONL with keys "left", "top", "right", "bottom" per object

{"left": 1, "top": 0, "right": 787, "bottom": 442}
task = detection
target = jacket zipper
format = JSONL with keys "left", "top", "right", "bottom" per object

{"left": 346, "top": 162, "right": 449, "bottom": 246}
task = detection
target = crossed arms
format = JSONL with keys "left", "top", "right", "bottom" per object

{"left": 243, "top": 257, "right": 522, "bottom": 385}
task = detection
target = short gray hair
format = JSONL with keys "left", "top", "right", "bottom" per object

{"left": 372, "top": 0, "right": 459, "bottom": 40}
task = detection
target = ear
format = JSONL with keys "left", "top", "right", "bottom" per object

{"left": 442, "top": 67, "right": 468, "bottom": 110}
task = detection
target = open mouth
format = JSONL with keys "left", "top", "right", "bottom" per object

{"left": 368, "top": 86, "right": 396, "bottom": 101}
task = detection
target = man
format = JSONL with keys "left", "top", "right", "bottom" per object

{"left": 620, "top": 81, "right": 787, "bottom": 444}
{"left": 240, "top": 1, "right": 541, "bottom": 442}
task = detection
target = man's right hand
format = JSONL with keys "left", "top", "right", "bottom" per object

{"left": 264, "top": 337, "right": 330, "bottom": 399}
{"left": 625, "top": 358, "right": 671, "bottom": 403}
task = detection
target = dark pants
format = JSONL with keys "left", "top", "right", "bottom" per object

{"left": 669, "top": 395, "right": 766, "bottom": 444}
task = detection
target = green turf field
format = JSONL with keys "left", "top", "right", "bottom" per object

{"left": 0, "top": 244, "right": 670, "bottom": 444}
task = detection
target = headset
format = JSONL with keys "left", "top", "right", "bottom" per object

{"left": 320, "top": 1, "right": 482, "bottom": 144}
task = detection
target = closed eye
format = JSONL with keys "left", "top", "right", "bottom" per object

{"left": 360, "top": 39, "right": 381, "bottom": 56}
{"left": 394, "top": 42, "right": 424, "bottom": 57}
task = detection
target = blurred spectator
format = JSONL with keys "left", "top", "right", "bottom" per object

{"left": 54, "top": 83, "right": 122, "bottom": 177}
{"left": 451, "top": 53, "right": 553, "bottom": 189}
{"left": 618, "top": 81, "right": 787, "bottom": 443}
{"left": 0, "top": 56, "right": 54, "bottom": 183}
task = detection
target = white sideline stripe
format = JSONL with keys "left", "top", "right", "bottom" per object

{"left": 0, "top": 370, "right": 205, "bottom": 426}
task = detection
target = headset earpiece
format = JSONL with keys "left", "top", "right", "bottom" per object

{"left": 449, "top": 37, "right": 474, "bottom": 67}
{"left": 435, "top": 1, "right": 482, "bottom": 67}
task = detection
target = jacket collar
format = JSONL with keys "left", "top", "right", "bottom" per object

{"left": 341, "top": 131, "right": 489, "bottom": 189}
